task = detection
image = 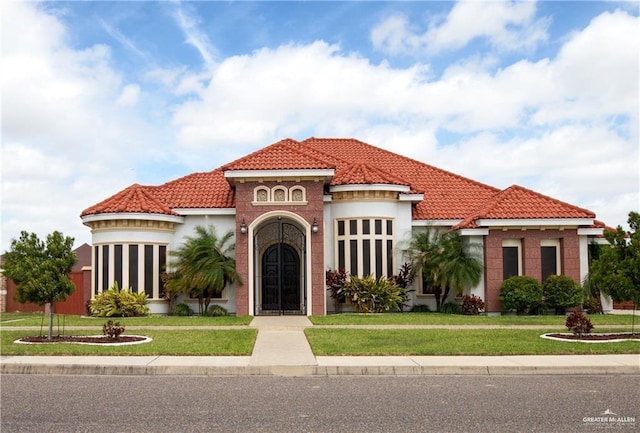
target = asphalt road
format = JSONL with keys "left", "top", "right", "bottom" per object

{"left": 2, "top": 375, "right": 638, "bottom": 433}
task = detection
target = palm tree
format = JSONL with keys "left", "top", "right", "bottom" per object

{"left": 166, "top": 225, "right": 241, "bottom": 315}
{"left": 404, "top": 227, "right": 483, "bottom": 311}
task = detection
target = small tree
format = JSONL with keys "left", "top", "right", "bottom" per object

{"left": 2, "top": 231, "right": 77, "bottom": 340}
{"left": 405, "top": 228, "right": 483, "bottom": 311}
{"left": 590, "top": 211, "right": 640, "bottom": 333}
{"left": 166, "top": 225, "right": 240, "bottom": 315}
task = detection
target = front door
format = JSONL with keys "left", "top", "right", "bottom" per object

{"left": 261, "top": 243, "right": 300, "bottom": 313}
{"left": 255, "top": 219, "right": 306, "bottom": 315}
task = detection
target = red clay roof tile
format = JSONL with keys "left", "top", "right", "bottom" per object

{"left": 454, "top": 185, "right": 596, "bottom": 228}
{"left": 222, "top": 138, "right": 335, "bottom": 171}
{"left": 82, "top": 184, "right": 179, "bottom": 216}
{"left": 81, "top": 138, "right": 598, "bottom": 225}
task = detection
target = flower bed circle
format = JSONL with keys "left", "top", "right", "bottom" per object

{"left": 15, "top": 335, "right": 152, "bottom": 346}
{"left": 541, "top": 333, "right": 640, "bottom": 343}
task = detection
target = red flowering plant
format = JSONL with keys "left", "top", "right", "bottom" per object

{"left": 326, "top": 268, "right": 348, "bottom": 312}
{"left": 565, "top": 311, "right": 594, "bottom": 337}
{"left": 103, "top": 320, "right": 126, "bottom": 341}
{"left": 461, "top": 295, "right": 485, "bottom": 315}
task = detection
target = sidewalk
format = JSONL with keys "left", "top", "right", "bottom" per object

{"left": 1, "top": 317, "right": 639, "bottom": 376}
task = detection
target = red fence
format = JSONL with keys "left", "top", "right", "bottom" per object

{"left": 4, "top": 270, "right": 91, "bottom": 315}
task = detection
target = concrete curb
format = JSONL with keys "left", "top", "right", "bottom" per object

{"left": 2, "top": 355, "right": 638, "bottom": 376}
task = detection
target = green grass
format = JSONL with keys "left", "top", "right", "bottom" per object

{"left": 0, "top": 312, "right": 253, "bottom": 327}
{"left": 305, "top": 328, "right": 640, "bottom": 356}
{"left": 309, "top": 313, "right": 638, "bottom": 327}
{"left": 0, "top": 329, "right": 257, "bottom": 356}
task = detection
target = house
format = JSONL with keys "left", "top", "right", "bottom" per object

{"left": 81, "top": 138, "right": 608, "bottom": 315}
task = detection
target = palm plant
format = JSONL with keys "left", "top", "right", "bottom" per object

{"left": 404, "top": 227, "right": 483, "bottom": 311}
{"left": 166, "top": 225, "right": 241, "bottom": 315}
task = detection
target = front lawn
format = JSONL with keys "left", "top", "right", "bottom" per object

{"left": 305, "top": 328, "right": 640, "bottom": 356}
{"left": 0, "top": 312, "right": 253, "bottom": 327}
{"left": 309, "top": 313, "right": 637, "bottom": 327}
{"left": 0, "top": 329, "right": 257, "bottom": 356}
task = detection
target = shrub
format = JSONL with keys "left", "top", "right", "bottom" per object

{"left": 543, "top": 275, "right": 582, "bottom": 314}
{"left": 390, "top": 263, "right": 415, "bottom": 312}
{"left": 326, "top": 268, "right": 348, "bottom": 312}
{"left": 583, "top": 296, "right": 602, "bottom": 314}
{"left": 565, "top": 311, "right": 594, "bottom": 337}
{"left": 102, "top": 320, "right": 125, "bottom": 340}
{"left": 441, "top": 302, "right": 462, "bottom": 315}
{"left": 461, "top": 295, "right": 485, "bottom": 315}
{"left": 172, "top": 303, "right": 193, "bottom": 316}
{"left": 90, "top": 282, "right": 150, "bottom": 317}
{"left": 342, "top": 275, "right": 403, "bottom": 313}
{"left": 410, "top": 304, "right": 432, "bottom": 313}
{"left": 205, "top": 305, "right": 229, "bottom": 317}
{"left": 499, "top": 276, "right": 543, "bottom": 315}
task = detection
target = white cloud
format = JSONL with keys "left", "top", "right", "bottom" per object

{"left": 1, "top": 2, "right": 153, "bottom": 250}
{"left": 371, "top": 0, "right": 549, "bottom": 56}
{"left": 117, "top": 84, "right": 141, "bottom": 107}
{"left": 1, "top": 1, "right": 637, "bottom": 253}
{"left": 169, "top": 2, "right": 218, "bottom": 69}
{"left": 169, "top": 7, "right": 637, "bottom": 227}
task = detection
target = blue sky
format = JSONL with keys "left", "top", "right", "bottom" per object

{"left": 1, "top": 0, "right": 639, "bottom": 251}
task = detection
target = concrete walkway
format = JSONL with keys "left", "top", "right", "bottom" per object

{"left": 1, "top": 317, "right": 639, "bottom": 376}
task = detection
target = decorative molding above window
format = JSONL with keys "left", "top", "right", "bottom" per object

{"left": 252, "top": 185, "right": 307, "bottom": 205}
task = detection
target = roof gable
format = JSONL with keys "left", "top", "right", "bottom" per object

{"left": 222, "top": 138, "right": 335, "bottom": 171}
{"left": 454, "top": 185, "right": 596, "bottom": 229}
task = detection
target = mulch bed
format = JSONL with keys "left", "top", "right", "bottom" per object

{"left": 18, "top": 335, "right": 147, "bottom": 344}
{"left": 546, "top": 333, "right": 639, "bottom": 341}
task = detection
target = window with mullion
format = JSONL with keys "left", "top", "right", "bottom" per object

{"left": 335, "top": 218, "right": 394, "bottom": 278}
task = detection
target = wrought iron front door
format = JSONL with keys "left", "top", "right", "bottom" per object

{"left": 255, "top": 219, "right": 306, "bottom": 315}
{"left": 261, "top": 243, "right": 300, "bottom": 313}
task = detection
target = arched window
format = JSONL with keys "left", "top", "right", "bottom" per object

{"left": 272, "top": 186, "right": 287, "bottom": 202}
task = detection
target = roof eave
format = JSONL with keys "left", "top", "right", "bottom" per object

{"left": 81, "top": 212, "right": 185, "bottom": 225}
{"left": 224, "top": 168, "right": 335, "bottom": 184}
{"left": 476, "top": 218, "right": 595, "bottom": 228}
{"left": 330, "top": 184, "right": 411, "bottom": 193}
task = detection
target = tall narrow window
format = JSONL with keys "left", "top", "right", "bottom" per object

{"left": 144, "top": 245, "right": 154, "bottom": 298}
{"left": 102, "top": 245, "right": 109, "bottom": 291}
{"left": 129, "top": 245, "right": 139, "bottom": 292}
{"left": 349, "top": 239, "right": 359, "bottom": 276}
{"left": 541, "top": 240, "right": 560, "bottom": 282}
{"left": 114, "top": 244, "right": 123, "bottom": 289}
{"left": 158, "top": 245, "right": 167, "bottom": 297}
{"left": 502, "top": 239, "right": 521, "bottom": 280}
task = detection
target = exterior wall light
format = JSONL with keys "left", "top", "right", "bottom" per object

{"left": 312, "top": 218, "right": 319, "bottom": 234}
{"left": 240, "top": 219, "right": 247, "bottom": 235}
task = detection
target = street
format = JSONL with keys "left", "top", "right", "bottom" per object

{"left": 1, "top": 375, "right": 638, "bottom": 432}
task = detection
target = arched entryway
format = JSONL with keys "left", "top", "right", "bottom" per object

{"left": 254, "top": 218, "right": 306, "bottom": 315}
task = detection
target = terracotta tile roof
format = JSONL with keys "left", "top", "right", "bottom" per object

{"left": 82, "top": 184, "right": 179, "bottom": 216}
{"left": 81, "top": 138, "right": 598, "bottom": 225}
{"left": 302, "top": 138, "right": 499, "bottom": 219}
{"left": 454, "top": 185, "right": 596, "bottom": 228}
{"left": 333, "top": 161, "right": 412, "bottom": 187}
{"left": 152, "top": 169, "right": 234, "bottom": 209}
{"left": 222, "top": 138, "right": 335, "bottom": 171}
